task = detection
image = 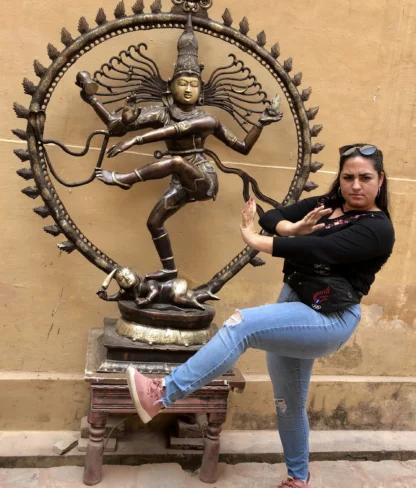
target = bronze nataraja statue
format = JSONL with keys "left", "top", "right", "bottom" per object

{"left": 13, "top": 0, "right": 324, "bottom": 322}
{"left": 13, "top": 0, "right": 325, "bottom": 376}
{"left": 79, "top": 16, "right": 282, "bottom": 285}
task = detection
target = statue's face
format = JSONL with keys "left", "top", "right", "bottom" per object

{"left": 171, "top": 76, "right": 201, "bottom": 105}
{"left": 116, "top": 268, "right": 137, "bottom": 289}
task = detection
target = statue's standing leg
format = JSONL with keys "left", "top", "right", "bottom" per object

{"left": 145, "top": 185, "right": 189, "bottom": 281}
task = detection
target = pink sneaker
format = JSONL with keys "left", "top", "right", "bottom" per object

{"left": 126, "top": 366, "right": 164, "bottom": 423}
{"left": 274, "top": 473, "right": 312, "bottom": 488}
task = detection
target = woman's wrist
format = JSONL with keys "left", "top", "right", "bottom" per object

{"left": 240, "top": 226, "right": 257, "bottom": 246}
{"left": 275, "top": 220, "right": 298, "bottom": 237}
{"left": 241, "top": 229, "right": 273, "bottom": 254}
{"left": 245, "top": 231, "right": 260, "bottom": 248}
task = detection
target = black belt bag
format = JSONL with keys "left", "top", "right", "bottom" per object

{"left": 285, "top": 271, "right": 361, "bottom": 313}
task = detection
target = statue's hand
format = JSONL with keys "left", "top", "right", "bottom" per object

{"left": 107, "top": 139, "right": 136, "bottom": 158}
{"left": 135, "top": 297, "right": 150, "bottom": 308}
{"left": 259, "top": 109, "right": 283, "bottom": 127}
{"left": 125, "top": 94, "right": 139, "bottom": 109}
{"left": 122, "top": 93, "right": 142, "bottom": 125}
{"left": 96, "top": 287, "right": 108, "bottom": 300}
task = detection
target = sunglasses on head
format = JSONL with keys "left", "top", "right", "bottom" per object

{"left": 339, "top": 144, "right": 377, "bottom": 157}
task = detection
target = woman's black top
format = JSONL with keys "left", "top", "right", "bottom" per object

{"left": 259, "top": 196, "right": 395, "bottom": 296}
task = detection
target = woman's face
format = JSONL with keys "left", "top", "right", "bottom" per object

{"left": 171, "top": 76, "right": 201, "bottom": 106}
{"left": 339, "top": 156, "right": 384, "bottom": 211}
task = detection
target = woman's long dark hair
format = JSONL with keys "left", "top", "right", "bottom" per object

{"left": 321, "top": 143, "right": 391, "bottom": 220}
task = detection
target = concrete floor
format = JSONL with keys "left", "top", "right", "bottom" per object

{"left": 2, "top": 430, "right": 415, "bottom": 467}
{"left": 1, "top": 461, "right": 416, "bottom": 488}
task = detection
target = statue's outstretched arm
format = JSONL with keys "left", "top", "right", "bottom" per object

{"left": 214, "top": 109, "right": 283, "bottom": 156}
{"left": 96, "top": 287, "right": 123, "bottom": 301}
{"left": 79, "top": 82, "right": 160, "bottom": 136}
{"left": 79, "top": 90, "right": 129, "bottom": 136}
{"left": 107, "top": 115, "right": 218, "bottom": 158}
{"left": 214, "top": 123, "right": 263, "bottom": 156}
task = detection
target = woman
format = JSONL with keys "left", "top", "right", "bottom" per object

{"left": 126, "top": 144, "right": 395, "bottom": 488}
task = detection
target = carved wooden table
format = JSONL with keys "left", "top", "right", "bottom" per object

{"left": 83, "top": 329, "right": 245, "bottom": 486}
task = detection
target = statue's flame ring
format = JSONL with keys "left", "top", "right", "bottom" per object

{"left": 172, "top": 0, "right": 213, "bottom": 13}
{"left": 24, "top": 13, "right": 314, "bottom": 276}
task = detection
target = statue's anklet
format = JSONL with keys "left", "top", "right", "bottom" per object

{"left": 112, "top": 172, "right": 132, "bottom": 189}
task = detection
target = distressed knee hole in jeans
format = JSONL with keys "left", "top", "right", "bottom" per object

{"left": 275, "top": 398, "right": 288, "bottom": 415}
{"left": 224, "top": 310, "right": 243, "bottom": 327}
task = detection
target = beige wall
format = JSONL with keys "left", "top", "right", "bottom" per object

{"left": 1, "top": 0, "right": 415, "bottom": 430}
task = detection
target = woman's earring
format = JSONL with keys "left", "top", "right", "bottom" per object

{"left": 377, "top": 187, "right": 381, "bottom": 197}
{"left": 338, "top": 187, "right": 343, "bottom": 198}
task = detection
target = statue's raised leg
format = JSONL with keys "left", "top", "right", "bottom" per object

{"left": 134, "top": 156, "right": 208, "bottom": 195}
{"left": 96, "top": 156, "right": 209, "bottom": 196}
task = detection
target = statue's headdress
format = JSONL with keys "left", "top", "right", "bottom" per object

{"left": 172, "top": 15, "right": 203, "bottom": 80}
{"left": 94, "top": 17, "right": 272, "bottom": 126}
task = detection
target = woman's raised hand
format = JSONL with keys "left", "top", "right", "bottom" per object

{"left": 240, "top": 198, "right": 258, "bottom": 244}
{"left": 240, "top": 199, "right": 274, "bottom": 254}
{"left": 292, "top": 205, "right": 333, "bottom": 236}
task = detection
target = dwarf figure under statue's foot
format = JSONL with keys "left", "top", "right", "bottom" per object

{"left": 97, "top": 267, "right": 219, "bottom": 310}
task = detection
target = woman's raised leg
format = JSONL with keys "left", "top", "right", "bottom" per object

{"left": 162, "top": 298, "right": 360, "bottom": 406}
{"left": 126, "top": 287, "right": 360, "bottom": 423}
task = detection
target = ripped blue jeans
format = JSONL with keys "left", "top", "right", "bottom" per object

{"left": 162, "top": 284, "right": 361, "bottom": 480}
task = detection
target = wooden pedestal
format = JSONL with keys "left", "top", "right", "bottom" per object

{"left": 83, "top": 329, "right": 245, "bottom": 486}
